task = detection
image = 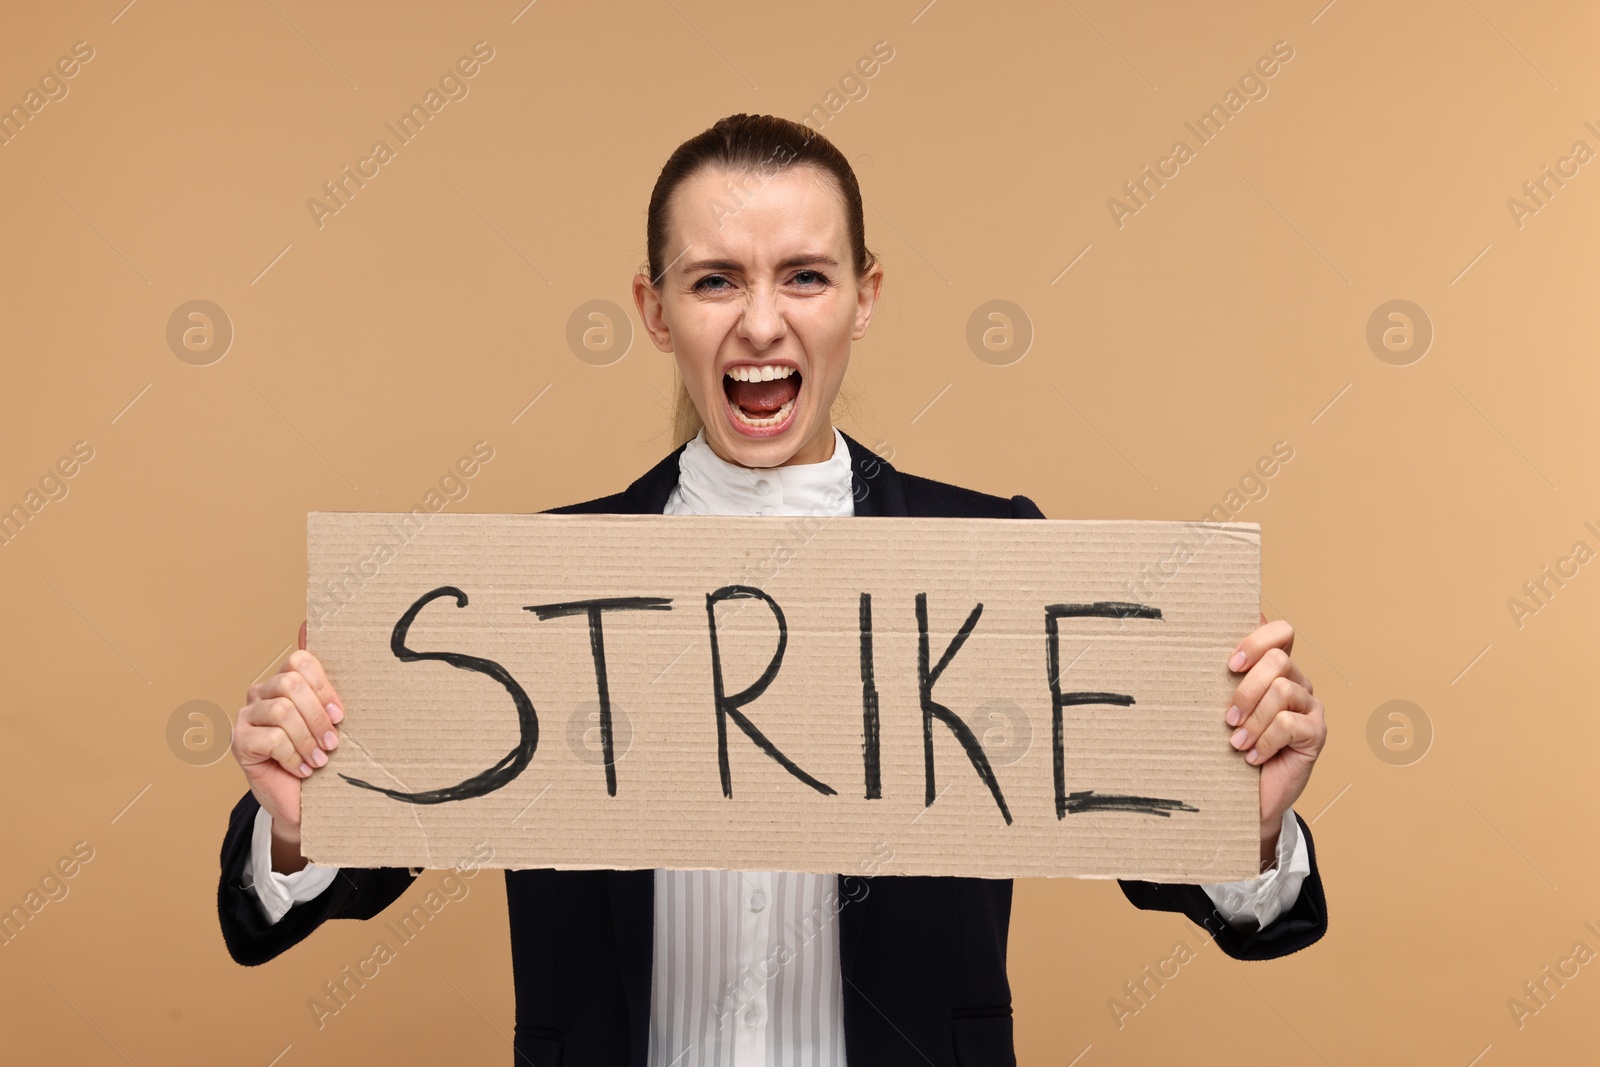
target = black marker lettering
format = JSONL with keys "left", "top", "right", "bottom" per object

{"left": 1061, "top": 790, "right": 1200, "bottom": 817}
{"left": 705, "top": 585, "right": 837, "bottom": 798}
{"left": 859, "top": 591, "right": 881, "bottom": 800}
{"left": 916, "top": 593, "right": 1011, "bottom": 825}
{"left": 524, "top": 596, "right": 673, "bottom": 796}
{"left": 340, "top": 585, "right": 537, "bottom": 805}
{"left": 1045, "top": 601, "right": 1197, "bottom": 819}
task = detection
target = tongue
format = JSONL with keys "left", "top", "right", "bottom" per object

{"left": 728, "top": 375, "right": 799, "bottom": 416}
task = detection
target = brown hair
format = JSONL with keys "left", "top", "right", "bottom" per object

{"left": 642, "top": 113, "right": 877, "bottom": 446}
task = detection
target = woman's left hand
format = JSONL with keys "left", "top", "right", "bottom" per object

{"left": 1225, "top": 611, "right": 1327, "bottom": 868}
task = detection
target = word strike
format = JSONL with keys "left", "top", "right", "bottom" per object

{"left": 338, "top": 584, "right": 1201, "bottom": 824}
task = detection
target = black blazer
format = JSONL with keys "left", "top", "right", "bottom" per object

{"left": 218, "top": 429, "right": 1328, "bottom": 1065}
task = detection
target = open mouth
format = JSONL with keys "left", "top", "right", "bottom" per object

{"left": 722, "top": 363, "right": 802, "bottom": 435}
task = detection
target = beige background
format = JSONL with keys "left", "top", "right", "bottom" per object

{"left": 1, "top": 1, "right": 1594, "bottom": 1063}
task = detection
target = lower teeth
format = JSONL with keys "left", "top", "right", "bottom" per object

{"left": 733, "top": 396, "right": 794, "bottom": 428}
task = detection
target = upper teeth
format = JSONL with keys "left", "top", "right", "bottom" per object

{"left": 725, "top": 364, "right": 795, "bottom": 382}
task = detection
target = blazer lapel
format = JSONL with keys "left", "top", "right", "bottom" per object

{"left": 607, "top": 868, "right": 655, "bottom": 1056}
{"left": 840, "top": 430, "right": 907, "bottom": 519}
{"left": 619, "top": 443, "right": 688, "bottom": 514}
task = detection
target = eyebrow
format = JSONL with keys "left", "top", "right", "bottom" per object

{"left": 681, "top": 254, "right": 840, "bottom": 273}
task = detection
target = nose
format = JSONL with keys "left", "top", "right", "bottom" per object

{"left": 735, "top": 283, "right": 787, "bottom": 350}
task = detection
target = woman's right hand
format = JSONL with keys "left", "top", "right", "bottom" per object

{"left": 231, "top": 620, "right": 345, "bottom": 871}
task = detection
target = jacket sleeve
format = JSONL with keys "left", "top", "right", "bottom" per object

{"left": 1008, "top": 493, "right": 1328, "bottom": 959}
{"left": 1118, "top": 811, "right": 1328, "bottom": 960}
{"left": 218, "top": 790, "right": 418, "bottom": 966}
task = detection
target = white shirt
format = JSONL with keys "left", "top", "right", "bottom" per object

{"left": 244, "top": 425, "right": 1310, "bottom": 1064}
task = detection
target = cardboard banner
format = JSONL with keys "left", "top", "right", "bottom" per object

{"left": 301, "top": 512, "right": 1262, "bottom": 882}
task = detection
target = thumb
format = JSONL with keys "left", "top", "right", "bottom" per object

{"left": 298, "top": 619, "right": 307, "bottom": 651}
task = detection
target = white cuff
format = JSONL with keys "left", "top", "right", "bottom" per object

{"left": 240, "top": 806, "right": 340, "bottom": 924}
{"left": 1198, "top": 808, "right": 1310, "bottom": 931}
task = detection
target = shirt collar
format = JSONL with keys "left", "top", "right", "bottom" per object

{"left": 669, "top": 427, "right": 853, "bottom": 517}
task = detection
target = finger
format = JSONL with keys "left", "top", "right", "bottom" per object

{"left": 287, "top": 643, "right": 344, "bottom": 725}
{"left": 1245, "top": 697, "right": 1325, "bottom": 765}
{"left": 246, "top": 696, "right": 323, "bottom": 773}
{"left": 1228, "top": 617, "right": 1296, "bottom": 674}
{"left": 259, "top": 668, "right": 339, "bottom": 759}
{"left": 1226, "top": 644, "right": 1314, "bottom": 728}
{"left": 1230, "top": 672, "right": 1310, "bottom": 755}
{"left": 234, "top": 714, "right": 314, "bottom": 778}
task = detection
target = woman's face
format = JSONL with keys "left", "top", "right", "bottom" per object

{"left": 634, "top": 163, "right": 882, "bottom": 469}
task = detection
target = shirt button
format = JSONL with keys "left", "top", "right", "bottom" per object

{"left": 750, "top": 891, "right": 766, "bottom": 912}
{"left": 754, "top": 479, "right": 771, "bottom": 496}
{"left": 744, "top": 1008, "right": 759, "bottom": 1027}
{"left": 759, "top": 504, "right": 775, "bottom": 516}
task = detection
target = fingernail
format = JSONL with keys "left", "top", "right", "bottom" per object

{"left": 298, "top": 762, "right": 313, "bottom": 777}
{"left": 1245, "top": 747, "right": 1259, "bottom": 763}
{"left": 1226, "top": 705, "right": 1241, "bottom": 727}
{"left": 1228, "top": 650, "right": 1247, "bottom": 671}
{"left": 1230, "top": 727, "right": 1248, "bottom": 749}
{"left": 323, "top": 731, "right": 339, "bottom": 750}
{"left": 327, "top": 703, "right": 343, "bottom": 724}
{"left": 310, "top": 749, "right": 327, "bottom": 767}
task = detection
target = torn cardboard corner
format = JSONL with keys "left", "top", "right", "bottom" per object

{"left": 301, "top": 512, "right": 1262, "bottom": 882}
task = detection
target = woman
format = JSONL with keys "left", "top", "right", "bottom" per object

{"left": 221, "top": 114, "right": 1328, "bottom": 1065}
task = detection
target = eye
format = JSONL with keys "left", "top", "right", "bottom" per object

{"left": 692, "top": 274, "right": 733, "bottom": 292}
{"left": 792, "top": 269, "right": 830, "bottom": 287}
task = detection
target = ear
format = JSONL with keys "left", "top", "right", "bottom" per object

{"left": 633, "top": 272, "right": 674, "bottom": 353}
{"left": 852, "top": 261, "right": 884, "bottom": 340}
